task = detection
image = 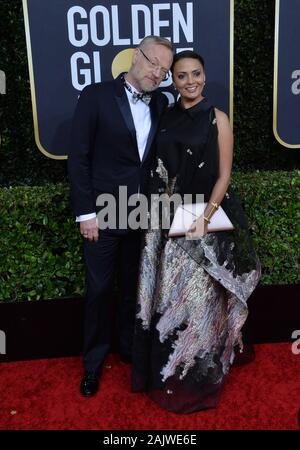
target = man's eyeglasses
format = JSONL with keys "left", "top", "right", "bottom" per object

{"left": 139, "top": 48, "right": 170, "bottom": 81}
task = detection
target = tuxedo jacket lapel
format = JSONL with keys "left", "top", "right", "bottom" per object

{"left": 114, "top": 73, "right": 166, "bottom": 165}
{"left": 114, "top": 74, "right": 138, "bottom": 152}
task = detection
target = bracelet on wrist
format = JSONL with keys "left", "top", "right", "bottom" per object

{"left": 205, "top": 209, "right": 214, "bottom": 221}
{"left": 209, "top": 201, "right": 219, "bottom": 210}
{"left": 204, "top": 201, "right": 219, "bottom": 221}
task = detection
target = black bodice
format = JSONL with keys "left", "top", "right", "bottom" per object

{"left": 153, "top": 97, "right": 219, "bottom": 201}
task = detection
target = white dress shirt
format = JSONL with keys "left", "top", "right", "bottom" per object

{"left": 76, "top": 81, "right": 152, "bottom": 222}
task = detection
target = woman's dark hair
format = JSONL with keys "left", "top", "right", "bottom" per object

{"left": 171, "top": 50, "right": 205, "bottom": 74}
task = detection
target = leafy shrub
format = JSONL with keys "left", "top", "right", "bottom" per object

{"left": 0, "top": 184, "right": 83, "bottom": 301}
{"left": 0, "top": 171, "right": 299, "bottom": 302}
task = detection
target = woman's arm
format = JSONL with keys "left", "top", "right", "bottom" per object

{"left": 187, "top": 108, "right": 233, "bottom": 239}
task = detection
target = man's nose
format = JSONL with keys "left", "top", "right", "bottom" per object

{"left": 152, "top": 66, "right": 162, "bottom": 78}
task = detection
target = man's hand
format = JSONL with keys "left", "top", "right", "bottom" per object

{"left": 80, "top": 217, "right": 99, "bottom": 242}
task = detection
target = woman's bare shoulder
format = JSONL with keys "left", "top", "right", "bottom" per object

{"left": 214, "top": 108, "right": 230, "bottom": 124}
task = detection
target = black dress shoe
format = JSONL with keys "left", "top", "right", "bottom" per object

{"left": 80, "top": 371, "right": 99, "bottom": 397}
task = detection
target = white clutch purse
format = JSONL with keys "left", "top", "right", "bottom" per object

{"left": 168, "top": 203, "right": 234, "bottom": 237}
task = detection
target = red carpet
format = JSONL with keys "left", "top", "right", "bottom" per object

{"left": 0, "top": 343, "right": 299, "bottom": 430}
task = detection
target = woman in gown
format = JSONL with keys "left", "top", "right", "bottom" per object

{"left": 131, "top": 51, "right": 261, "bottom": 413}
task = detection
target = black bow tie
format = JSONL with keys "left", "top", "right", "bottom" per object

{"left": 131, "top": 91, "right": 152, "bottom": 105}
{"left": 124, "top": 81, "right": 152, "bottom": 105}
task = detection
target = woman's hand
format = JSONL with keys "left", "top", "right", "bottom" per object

{"left": 185, "top": 215, "right": 208, "bottom": 240}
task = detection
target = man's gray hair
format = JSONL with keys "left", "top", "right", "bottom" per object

{"left": 139, "top": 36, "right": 173, "bottom": 52}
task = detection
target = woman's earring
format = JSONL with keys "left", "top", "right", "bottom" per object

{"left": 173, "top": 84, "right": 177, "bottom": 91}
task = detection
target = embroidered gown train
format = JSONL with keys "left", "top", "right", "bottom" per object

{"left": 131, "top": 98, "right": 261, "bottom": 413}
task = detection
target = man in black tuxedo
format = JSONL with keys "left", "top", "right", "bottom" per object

{"left": 68, "top": 36, "right": 173, "bottom": 396}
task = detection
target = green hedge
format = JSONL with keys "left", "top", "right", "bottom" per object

{"left": 0, "top": 184, "right": 83, "bottom": 301}
{"left": 0, "top": 171, "right": 299, "bottom": 302}
{"left": 0, "top": 0, "right": 299, "bottom": 187}
{"left": 231, "top": 170, "right": 300, "bottom": 285}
